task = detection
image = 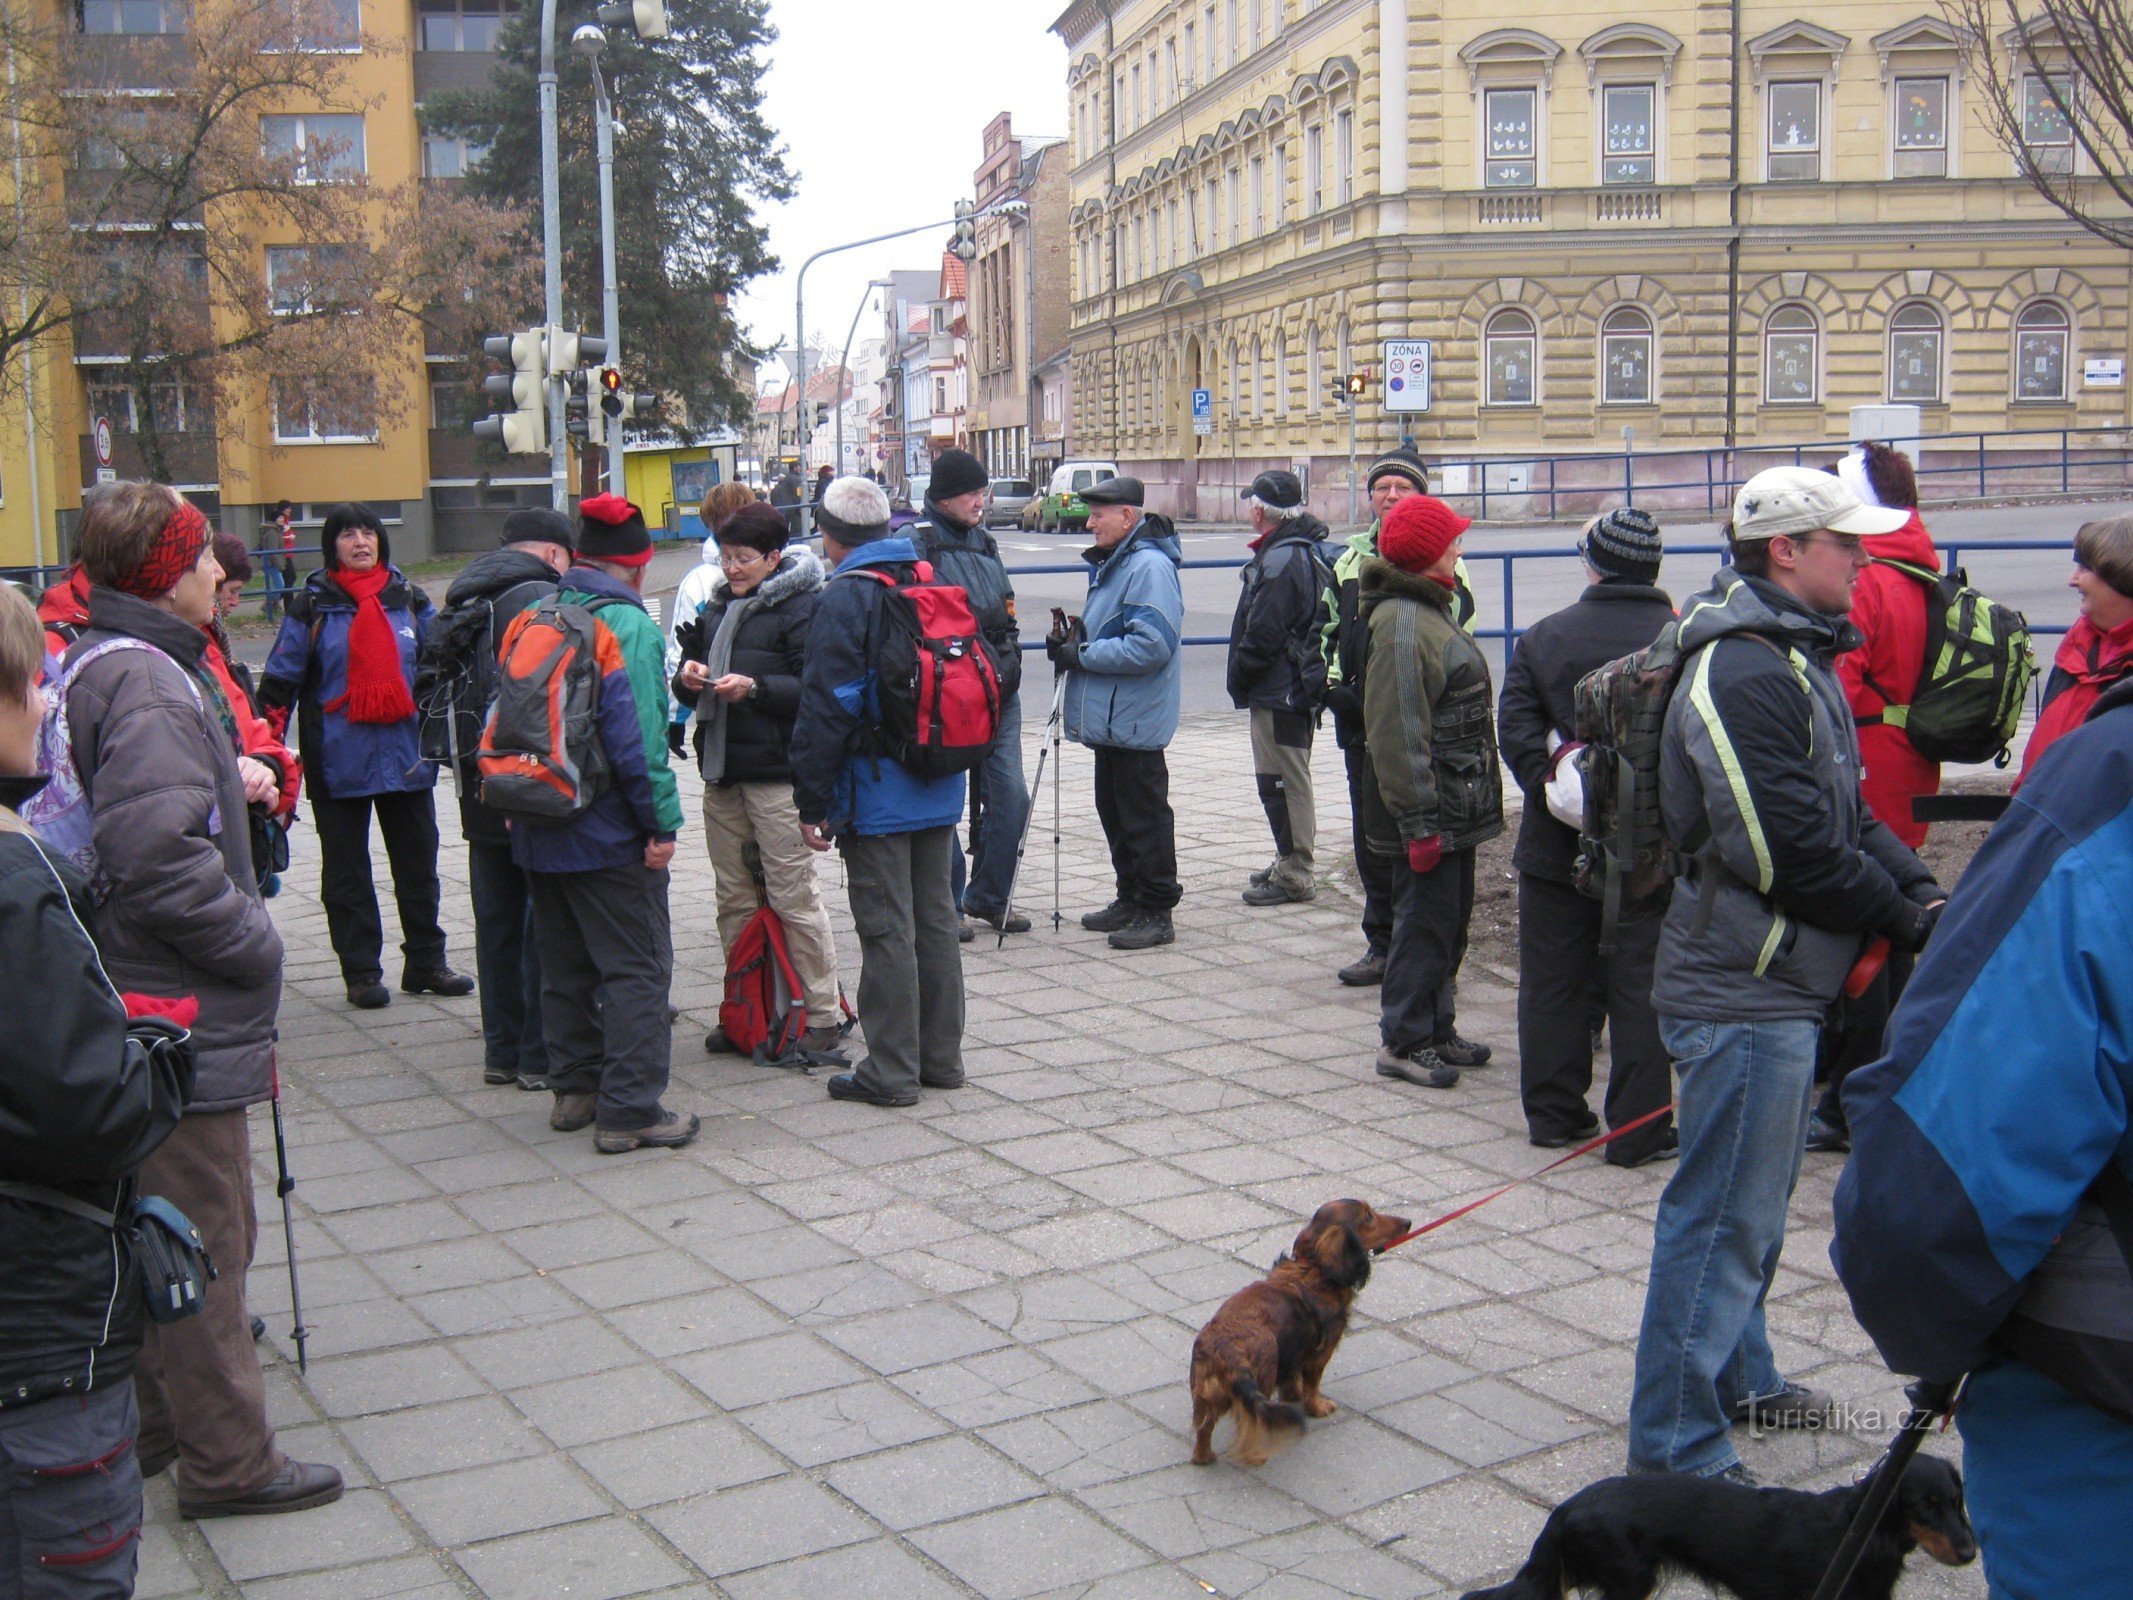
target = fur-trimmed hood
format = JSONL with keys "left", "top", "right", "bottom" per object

{"left": 706, "top": 543, "right": 824, "bottom": 610}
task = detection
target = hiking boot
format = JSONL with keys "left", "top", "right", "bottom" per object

{"left": 549, "top": 1092, "right": 596, "bottom": 1132}
{"left": 180, "top": 1460, "right": 343, "bottom": 1519}
{"left": 594, "top": 1110, "right": 701, "bottom": 1154}
{"left": 1609, "top": 1129, "right": 1681, "bottom": 1169}
{"left": 1730, "top": 1383, "right": 1834, "bottom": 1430}
{"left": 482, "top": 1063, "right": 516, "bottom": 1086}
{"left": 1375, "top": 1043, "right": 1460, "bottom": 1089}
{"left": 968, "top": 905, "right": 1032, "bottom": 934}
{"left": 1241, "top": 878, "right": 1314, "bottom": 906}
{"left": 402, "top": 965, "right": 474, "bottom": 997}
{"left": 347, "top": 980, "right": 390, "bottom": 1011}
{"left": 1433, "top": 1032, "right": 1494, "bottom": 1068}
{"left": 1108, "top": 909, "right": 1175, "bottom": 950}
{"left": 799, "top": 1025, "right": 850, "bottom": 1061}
{"left": 1713, "top": 1462, "right": 1762, "bottom": 1488}
{"left": 1805, "top": 1111, "right": 1851, "bottom": 1153}
{"left": 1529, "top": 1114, "right": 1601, "bottom": 1149}
{"left": 1337, "top": 948, "right": 1388, "bottom": 987}
{"left": 1249, "top": 862, "right": 1276, "bottom": 887}
{"left": 1081, "top": 900, "right": 1139, "bottom": 933}
{"left": 825, "top": 1072, "right": 919, "bottom": 1108}
{"left": 704, "top": 1026, "right": 736, "bottom": 1055}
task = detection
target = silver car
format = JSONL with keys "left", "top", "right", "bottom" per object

{"left": 984, "top": 477, "right": 1036, "bottom": 528}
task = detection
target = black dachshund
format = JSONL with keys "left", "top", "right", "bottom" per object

{"left": 1461, "top": 1453, "right": 1975, "bottom": 1600}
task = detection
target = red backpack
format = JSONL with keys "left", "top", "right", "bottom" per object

{"left": 477, "top": 600, "right": 614, "bottom": 820}
{"left": 851, "top": 562, "right": 1002, "bottom": 779}
{"left": 719, "top": 904, "right": 852, "bottom": 1063}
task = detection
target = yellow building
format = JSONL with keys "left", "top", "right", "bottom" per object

{"left": 0, "top": 0, "right": 550, "bottom": 573}
{"left": 1050, "top": 1, "right": 2133, "bottom": 519}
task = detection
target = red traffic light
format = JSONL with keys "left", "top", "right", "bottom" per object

{"left": 598, "top": 366, "right": 623, "bottom": 395}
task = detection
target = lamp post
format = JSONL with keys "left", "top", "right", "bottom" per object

{"left": 834, "top": 279, "right": 891, "bottom": 480}
{"left": 574, "top": 24, "right": 625, "bottom": 496}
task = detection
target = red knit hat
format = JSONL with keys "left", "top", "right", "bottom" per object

{"left": 1379, "top": 495, "right": 1471, "bottom": 573}
{"left": 576, "top": 493, "right": 653, "bottom": 567}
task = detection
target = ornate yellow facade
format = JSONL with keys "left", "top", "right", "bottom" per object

{"left": 1050, "top": 1, "right": 2133, "bottom": 518}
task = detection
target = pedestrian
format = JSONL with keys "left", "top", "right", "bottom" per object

{"left": 1832, "top": 663, "right": 2133, "bottom": 1600}
{"left": 769, "top": 461, "right": 804, "bottom": 540}
{"left": 2017, "top": 513, "right": 2133, "bottom": 782}
{"left": 667, "top": 480, "right": 761, "bottom": 751}
{"left": 60, "top": 482, "right": 341, "bottom": 1518}
{"left": 1360, "top": 494, "right": 1503, "bottom": 1090}
{"left": 259, "top": 500, "right": 296, "bottom": 623}
{"left": 1495, "top": 507, "right": 1676, "bottom": 1161}
{"left": 1048, "top": 476, "right": 1186, "bottom": 950}
{"left": 790, "top": 477, "right": 967, "bottom": 1105}
{"left": 909, "top": 447, "right": 1030, "bottom": 938}
{"left": 432, "top": 507, "right": 575, "bottom": 1090}
{"left": 260, "top": 503, "right": 471, "bottom": 1010}
{"left": 513, "top": 494, "right": 695, "bottom": 1151}
{"left": 671, "top": 501, "right": 846, "bottom": 1059}
{"left": 204, "top": 534, "right": 302, "bottom": 897}
{"left": 1628, "top": 465, "right": 1945, "bottom": 1482}
{"left": 0, "top": 579, "right": 195, "bottom": 1589}
{"left": 1228, "top": 470, "right": 1332, "bottom": 907}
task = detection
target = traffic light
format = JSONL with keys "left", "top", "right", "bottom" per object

{"left": 813, "top": 401, "right": 829, "bottom": 430}
{"left": 598, "top": 365, "right": 624, "bottom": 427}
{"left": 1327, "top": 373, "right": 1350, "bottom": 410}
{"left": 596, "top": 0, "right": 667, "bottom": 39}
{"left": 949, "top": 200, "right": 978, "bottom": 263}
{"left": 473, "top": 329, "right": 548, "bottom": 454}
{"left": 564, "top": 368, "right": 603, "bottom": 448}
{"left": 549, "top": 327, "right": 607, "bottom": 371}
{"left": 1344, "top": 372, "right": 1368, "bottom": 397}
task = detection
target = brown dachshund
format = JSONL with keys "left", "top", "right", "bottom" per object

{"left": 1189, "top": 1199, "right": 1410, "bottom": 1465}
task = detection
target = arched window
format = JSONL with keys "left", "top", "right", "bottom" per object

{"left": 1335, "top": 316, "right": 1352, "bottom": 379}
{"left": 1888, "top": 302, "right": 1943, "bottom": 404}
{"left": 1600, "top": 305, "right": 1653, "bottom": 404}
{"left": 1306, "top": 324, "right": 1323, "bottom": 397}
{"left": 2015, "top": 300, "right": 2070, "bottom": 401}
{"left": 1253, "top": 335, "right": 1269, "bottom": 414}
{"left": 1763, "top": 303, "right": 1818, "bottom": 403}
{"left": 1232, "top": 341, "right": 1250, "bottom": 414}
{"left": 1485, "top": 307, "right": 1538, "bottom": 406}
{"left": 1272, "top": 331, "right": 1288, "bottom": 416}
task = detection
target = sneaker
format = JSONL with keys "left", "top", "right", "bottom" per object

{"left": 1433, "top": 1032, "right": 1493, "bottom": 1067}
{"left": 1730, "top": 1383, "right": 1834, "bottom": 1430}
{"left": 825, "top": 1072, "right": 919, "bottom": 1108}
{"left": 1337, "top": 948, "right": 1388, "bottom": 987}
{"left": 1080, "top": 900, "right": 1138, "bottom": 933}
{"left": 346, "top": 980, "right": 390, "bottom": 1011}
{"left": 1249, "top": 862, "right": 1276, "bottom": 887}
{"left": 549, "top": 1092, "right": 596, "bottom": 1132}
{"left": 1109, "top": 909, "right": 1175, "bottom": 950}
{"left": 1609, "top": 1128, "right": 1681, "bottom": 1169}
{"left": 482, "top": 1063, "right": 516, "bottom": 1086}
{"left": 1529, "top": 1114, "right": 1601, "bottom": 1149}
{"left": 1241, "top": 878, "right": 1314, "bottom": 906}
{"left": 595, "top": 1110, "right": 702, "bottom": 1154}
{"left": 1805, "top": 1111, "right": 1851, "bottom": 1153}
{"left": 1374, "top": 1044, "right": 1460, "bottom": 1089}
{"left": 968, "top": 905, "right": 1033, "bottom": 934}
{"left": 401, "top": 965, "right": 475, "bottom": 997}
{"left": 1713, "top": 1462, "right": 1762, "bottom": 1488}
{"left": 180, "top": 1460, "right": 343, "bottom": 1519}
{"left": 704, "top": 1026, "right": 736, "bottom": 1055}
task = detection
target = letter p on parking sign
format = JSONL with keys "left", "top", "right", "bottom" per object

{"left": 1382, "top": 341, "right": 1433, "bottom": 413}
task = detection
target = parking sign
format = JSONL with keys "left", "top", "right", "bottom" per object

{"left": 1191, "top": 387, "right": 1213, "bottom": 435}
{"left": 1382, "top": 341, "right": 1433, "bottom": 413}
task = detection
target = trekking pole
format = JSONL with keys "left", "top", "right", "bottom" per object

{"left": 1050, "top": 667, "right": 1065, "bottom": 932}
{"left": 999, "top": 672, "right": 1068, "bottom": 949}
{"left": 267, "top": 1061, "right": 310, "bottom": 1374}
{"left": 1807, "top": 1376, "right": 1964, "bottom": 1600}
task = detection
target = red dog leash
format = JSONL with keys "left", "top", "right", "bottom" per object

{"left": 1380, "top": 1103, "right": 1678, "bottom": 1252}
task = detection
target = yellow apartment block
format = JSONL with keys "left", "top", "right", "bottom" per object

{"left": 1050, "top": 0, "right": 2133, "bottom": 519}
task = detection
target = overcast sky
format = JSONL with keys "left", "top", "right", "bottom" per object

{"left": 738, "top": 0, "right": 1069, "bottom": 385}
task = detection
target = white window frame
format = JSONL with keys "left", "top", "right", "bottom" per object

{"left": 1272, "top": 140, "right": 1287, "bottom": 226}
{"left": 1484, "top": 308, "right": 1538, "bottom": 407}
{"left": 265, "top": 243, "right": 353, "bottom": 315}
{"left": 1482, "top": 85, "right": 1540, "bottom": 189}
{"left": 262, "top": 0, "right": 361, "bottom": 54}
{"left": 1890, "top": 75, "right": 1950, "bottom": 179}
{"left": 2021, "top": 73, "right": 2077, "bottom": 175}
{"left": 1334, "top": 108, "right": 1355, "bottom": 204}
{"left": 2014, "top": 299, "right": 2071, "bottom": 402}
{"left": 1248, "top": 153, "right": 1263, "bottom": 235}
{"left": 417, "top": 0, "right": 503, "bottom": 53}
{"left": 1597, "top": 82, "right": 1658, "bottom": 186}
{"left": 80, "top": 0, "right": 185, "bottom": 35}
{"left": 1887, "top": 301, "right": 1944, "bottom": 404}
{"left": 1764, "top": 79, "right": 1823, "bottom": 182}
{"left": 1763, "top": 303, "right": 1820, "bottom": 404}
{"left": 1304, "top": 122, "right": 1323, "bottom": 214}
{"left": 1225, "top": 165, "right": 1240, "bottom": 246}
{"left": 271, "top": 377, "right": 377, "bottom": 444}
{"left": 261, "top": 112, "right": 366, "bottom": 183}
{"left": 1599, "top": 306, "right": 1655, "bottom": 405}
{"left": 1272, "top": 330, "right": 1288, "bottom": 416}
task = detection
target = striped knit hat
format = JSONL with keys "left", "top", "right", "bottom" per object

{"left": 1366, "top": 448, "right": 1430, "bottom": 495}
{"left": 1579, "top": 506, "right": 1664, "bottom": 583}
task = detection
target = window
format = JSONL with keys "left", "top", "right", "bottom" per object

{"left": 1129, "top": 64, "right": 1142, "bottom": 130}
{"left": 1600, "top": 306, "right": 1654, "bottom": 404}
{"left": 261, "top": 113, "right": 366, "bottom": 182}
{"left": 1272, "top": 141, "right": 1287, "bottom": 226}
{"left": 1484, "top": 308, "right": 1537, "bottom": 406}
{"left": 1248, "top": 155, "right": 1263, "bottom": 235}
{"left": 428, "top": 371, "right": 467, "bottom": 427}
{"left": 2015, "top": 301, "right": 2070, "bottom": 401}
{"left": 1164, "top": 40, "right": 1178, "bottom": 103}
{"left": 1182, "top": 24, "right": 1195, "bottom": 87}
{"left": 1892, "top": 77, "right": 1947, "bottom": 178}
{"left": 1763, "top": 304, "right": 1818, "bottom": 403}
{"left": 1203, "top": 175, "right": 1218, "bottom": 247}
{"left": 421, "top": 131, "right": 488, "bottom": 178}
{"left": 1226, "top": 0, "right": 1239, "bottom": 64}
{"left": 1484, "top": 87, "right": 1536, "bottom": 188}
{"left": 1225, "top": 165, "right": 1239, "bottom": 245}
{"left": 1254, "top": 336, "right": 1269, "bottom": 413}
{"left": 86, "top": 375, "right": 201, "bottom": 434}
{"left": 266, "top": 244, "right": 355, "bottom": 315}
{"left": 2023, "top": 74, "right": 2075, "bottom": 173}
{"left": 1888, "top": 303, "right": 1943, "bottom": 403}
{"left": 1204, "top": 4, "right": 1217, "bottom": 79}
{"left": 1766, "top": 81, "right": 1821, "bottom": 180}
{"left": 1305, "top": 123, "right": 1323, "bottom": 213}
{"left": 1132, "top": 214, "right": 1144, "bottom": 279}
{"left": 1601, "top": 84, "right": 1655, "bottom": 185}
{"left": 1273, "top": 331, "right": 1287, "bottom": 416}
{"left": 1334, "top": 109, "right": 1354, "bottom": 203}
{"left": 267, "top": 0, "right": 358, "bottom": 51}
{"left": 272, "top": 377, "right": 375, "bottom": 442}
{"left": 418, "top": 0, "right": 501, "bottom": 51}
{"left": 79, "top": 0, "right": 182, "bottom": 34}
{"left": 1167, "top": 198, "right": 1180, "bottom": 267}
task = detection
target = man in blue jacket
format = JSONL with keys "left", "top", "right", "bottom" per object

{"left": 1047, "top": 476, "right": 1185, "bottom": 951}
{"left": 1833, "top": 678, "right": 2133, "bottom": 1600}
{"left": 791, "top": 477, "right": 967, "bottom": 1108}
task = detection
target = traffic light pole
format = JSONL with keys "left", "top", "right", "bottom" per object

{"left": 1347, "top": 398, "right": 1359, "bottom": 530}
{"left": 538, "top": 0, "right": 567, "bottom": 508}
{"left": 588, "top": 53, "right": 624, "bottom": 496}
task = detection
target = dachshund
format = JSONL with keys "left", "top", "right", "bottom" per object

{"left": 1460, "top": 1452, "right": 1976, "bottom": 1600}
{"left": 1189, "top": 1199, "right": 1410, "bottom": 1465}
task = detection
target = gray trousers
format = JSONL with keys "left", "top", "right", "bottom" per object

{"left": 1249, "top": 707, "right": 1316, "bottom": 891}
{"left": 0, "top": 1384, "right": 141, "bottom": 1598}
{"left": 529, "top": 864, "right": 674, "bottom": 1132}
{"left": 839, "top": 827, "right": 966, "bottom": 1098}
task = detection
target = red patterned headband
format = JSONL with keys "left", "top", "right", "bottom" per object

{"left": 112, "top": 498, "right": 212, "bottom": 599}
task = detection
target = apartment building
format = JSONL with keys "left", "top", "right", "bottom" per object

{"left": 963, "top": 113, "right": 1072, "bottom": 485}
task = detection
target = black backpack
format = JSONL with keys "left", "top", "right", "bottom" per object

{"left": 1286, "top": 541, "right": 1339, "bottom": 710}
{"left": 416, "top": 578, "right": 553, "bottom": 768}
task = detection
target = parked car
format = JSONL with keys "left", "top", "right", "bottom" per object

{"left": 985, "top": 478, "right": 1036, "bottom": 528}
{"left": 1036, "top": 460, "right": 1120, "bottom": 532}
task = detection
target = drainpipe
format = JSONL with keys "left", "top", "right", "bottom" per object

{"left": 6, "top": 39, "right": 47, "bottom": 567}
{"left": 1722, "top": 0, "right": 1743, "bottom": 454}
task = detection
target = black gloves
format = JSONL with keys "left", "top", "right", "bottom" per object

{"left": 1045, "top": 613, "right": 1084, "bottom": 670}
{"left": 666, "top": 723, "right": 686, "bottom": 758}
{"left": 1320, "top": 682, "right": 1362, "bottom": 720}
{"left": 1887, "top": 897, "right": 1945, "bottom": 953}
{"left": 673, "top": 614, "right": 704, "bottom": 659}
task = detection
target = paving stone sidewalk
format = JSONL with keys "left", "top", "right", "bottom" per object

{"left": 138, "top": 712, "right": 1987, "bottom": 1600}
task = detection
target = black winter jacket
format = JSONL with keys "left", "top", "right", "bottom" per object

{"left": 910, "top": 501, "right": 1023, "bottom": 703}
{"left": 671, "top": 546, "right": 824, "bottom": 786}
{"left": 1228, "top": 514, "right": 1331, "bottom": 714}
{"left": 0, "top": 785, "right": 191, "bottom": 1412}
{"left": 437, "top": 548, "right": 564, "bottom": 845}
{"left": 1496, "top": 581, "right": 1676, "bottom": 883}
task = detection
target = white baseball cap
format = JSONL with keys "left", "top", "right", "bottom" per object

{"left": 1730, "top": 466, "right": 1912, "bottom": 542}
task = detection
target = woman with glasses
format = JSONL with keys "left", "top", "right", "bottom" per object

{"left": 671, "top": 502, "right": 846, "bottom": 1060}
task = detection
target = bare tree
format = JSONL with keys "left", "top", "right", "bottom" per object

{"left": 1949, "top": 0, "right": 2133, "bottom": 246}
{"left": 0, "top": 0, "right": 534, "bottom": 481}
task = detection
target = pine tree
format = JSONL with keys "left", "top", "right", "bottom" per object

{"left": 426, "top": 0, "right": 792, "bottom": 437}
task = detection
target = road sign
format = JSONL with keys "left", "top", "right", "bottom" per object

{"left": 1191, "top": 387, "right": 1213, "bottom": 436}
{"left": 1382, "top": 340, "right": 1433, "bottom": 413}
{"left": 93, "top": 415, "right": 114, "bottom": 467}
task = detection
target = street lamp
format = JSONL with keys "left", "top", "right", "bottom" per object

{"left": 833, "top": 279, "right": 891, "bottom": 480}
{"left": 573, "top": 23, "right": 626, "bottom": 496}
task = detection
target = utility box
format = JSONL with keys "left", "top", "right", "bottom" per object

{"left": 1849, "top": 404, "right": 1922, "bottom": 444}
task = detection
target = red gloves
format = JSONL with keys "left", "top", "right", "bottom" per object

{"left": 121, "top": 994, "right": 199, "bottom": 1029}
{"left": 1406, "top": 835, "right": 1443, "bottom": 874}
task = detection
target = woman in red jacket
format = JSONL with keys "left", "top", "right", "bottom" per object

{"left": 2018, "top": 515, "right": 2133, "bottom": 784}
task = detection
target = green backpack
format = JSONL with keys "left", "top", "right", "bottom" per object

{"left": 1862, "top": 559, "right": 2036, "bottom": 765}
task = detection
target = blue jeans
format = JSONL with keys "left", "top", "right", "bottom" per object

{"left": 1960, "top": 1358, "right": 2133, "bottom": 1600}
{"left": 1628, "top": 1014, "right": 1819, "bottom": 1475}
{"left": 953, "top": 690, "right": 1029, "bottom": 918}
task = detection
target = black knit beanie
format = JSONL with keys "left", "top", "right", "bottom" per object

{"left": 1580, "top": 507, "right": 1664, "bottom": 583}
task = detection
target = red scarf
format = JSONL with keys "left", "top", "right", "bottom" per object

{"left": 323, "top": 564, "right": 416, "bottom": 725}
{"left": 2018, "top": 612, "right": 2133, "bottom": 784}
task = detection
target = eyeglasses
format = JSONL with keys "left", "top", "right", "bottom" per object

{"left": 1793, "top": 532, "right": 1865, "bottom": 556}
{"left": 717, "top": 548, "right": 772, "bottom": 569}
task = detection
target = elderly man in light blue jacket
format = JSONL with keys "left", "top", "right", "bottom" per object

{"left": 1046, "top": 476, "right": 1185, "bottom": 951}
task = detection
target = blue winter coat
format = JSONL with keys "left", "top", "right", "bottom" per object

{"left": 1063, "top": 515, "right": 1184, "bottom": 752}
{"left": 261, "top": 566, "right": 435, "bottom": 800}
{"left": 788, "top": 537, "right": 966, "bottom": 838}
